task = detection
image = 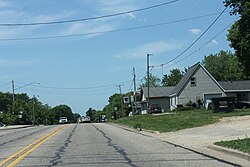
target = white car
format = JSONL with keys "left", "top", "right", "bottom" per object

{"left": 82, "top": 116, "right": 91, "bottom": 123}
{"left": 59, "top": 117, "right": 68, "bottom": 124}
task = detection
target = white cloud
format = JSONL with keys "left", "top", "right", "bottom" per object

{"left": 95, "top": 0, "right": 137, "bottom": 20}
{"left": 211, "top": 39, "right": 219, "bottom": 45}
{"left": 189, "top": 28, "right": 202, "bottom": 35}
{"left": 0, "top": 58, "right": 39, "bottom": 67}
{"left": 62, "top": 22, "right": 117, "bottom": 38}
{"left": 0, "top": 9, "right": 74, "bottom": 39}
{"left": 114, "top": 40, "right": 184, "bottom": 59}
{"left": 0, "top": 0, "right": 11, "bottom": 8}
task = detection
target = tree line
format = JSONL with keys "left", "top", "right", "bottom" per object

{"left": 0, "top": 92, "right": 80, "bottom": 125}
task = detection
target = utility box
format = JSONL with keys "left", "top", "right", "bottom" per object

{"left": 211, "top": 97, "right": 235, "bottom": 112}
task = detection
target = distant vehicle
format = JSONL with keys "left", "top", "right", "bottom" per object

{"left": 149, "top": 104, "right": 162, "bottom": 113}
{"left": 0, "top": 122, "right": 6, "bottom": 127}
{"left": 59, "top": 117, "right": 68, "bottom": 124}
{"left": 82, "top": 116, "right": 91, "bottom": 123}
{"left": 101, "top": 115, "right": 107, "bottom": 122}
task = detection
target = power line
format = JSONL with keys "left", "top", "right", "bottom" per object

{"left": 0, "top": 82, "right": 11, "bottom": 87}
{"left": 153, "top": 6, "right": 229, "bottom": 68}
{"left": 0, "top": 11, "right": 228, "bottom": 41}
{"left": 15, "top": 80, "right": 131, "bottom": 90}
{"left": 0, "top": 0, "right": 180, "bottom": 27}
{"left": 154, "top": 18, "right": 238, "bottom": 70}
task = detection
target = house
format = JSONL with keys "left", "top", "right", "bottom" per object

{"left": 169, "top": 63, "right": 226, "bottom": 110}
{"left": 140, "top": 62, "right": 250, "bottom": 112}
{"left": 219, "top": 80, "right": 250, "bottom": 102}
{"left": 140, "top": 87, "right": 175, "bottom": 113}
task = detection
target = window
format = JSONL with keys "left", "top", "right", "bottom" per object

{"left": 190, "top": 77, "right": 196, "bottom": 86}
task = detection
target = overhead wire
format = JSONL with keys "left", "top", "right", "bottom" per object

{"left": 154, "top": 17, "right": 239, "bottom": 70}
{"left": 153, "top": 6, "right": 229, "bottom": 68}
{"left": 0, "top": 82, "right": 11, "bottom": 87}
{"left": 15, "top": 80, "right": 131, "bottom": 90}
{"left": 0, "top": 11, "right": 229, "bottom": 41}
{"left": 0, "top": 0, "right": 180, "bottom": 26}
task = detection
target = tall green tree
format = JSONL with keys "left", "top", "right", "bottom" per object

{"left": 162, "top": 69, "right": 184, "bottom": 86}
{"left": 224, "top": 0, "right": 250, "bottom": 78}
{"left": 140, "top": 73, "right": 161, "bottom": 88}
{"left": 202, "top": 50, "right": 245, "bottom": 81}
{"left": 50, "top": 105, "right": 74, "bottom": 123}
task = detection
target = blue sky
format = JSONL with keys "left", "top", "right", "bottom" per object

{"left": 0, "top": 0, "right": 238, "bottom": 116}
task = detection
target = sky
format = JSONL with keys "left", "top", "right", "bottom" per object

{"left": 0, "top": 0, "right": 239, "bottom": 116}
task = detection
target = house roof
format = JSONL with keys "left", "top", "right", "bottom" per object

{"left": 218, "top": 80, "right": 250, "bottom": 92}
{"left": 170, "top": 63, "right": 200, "bottom": 96}
{"left": 142, "top": 87, "right": 175, "bottom": 98}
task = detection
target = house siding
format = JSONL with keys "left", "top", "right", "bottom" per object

{"left": 178, "top": 67, "right": 225, "bottom": 105}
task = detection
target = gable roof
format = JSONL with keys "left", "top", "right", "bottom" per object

{"left": 218, "top": 80, "right": 250, "bottom": 92}
{"left": 170, "top": 63, "right": 200, "bottom": 96}
{"left": 169, "top": 63, "right": 224, "bottom": 96}
{"left": 141, "top": 87, "right": 175, "bottom": 98}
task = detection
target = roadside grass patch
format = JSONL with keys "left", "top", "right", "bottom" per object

{"left": 215, "top": 138, "right": 250, "bottom": 154}
{"left": 113, "top": 109, "right": 250, "bottom": 132}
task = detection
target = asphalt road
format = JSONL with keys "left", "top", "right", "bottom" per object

{"left": 0, "top": 124, "right": 238, "bottom": 167}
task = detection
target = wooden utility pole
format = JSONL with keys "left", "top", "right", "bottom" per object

{"left": 12, "top": 80, "right": 15, "bottom": 113}
{"left": 118, "top": 84, "right": 124, "bottom": 117}
{"left": 133, "top": 67, "right": 137, "bottom": 114}
{"left": 147, "top": 54, "right": 150, "bottom": 112}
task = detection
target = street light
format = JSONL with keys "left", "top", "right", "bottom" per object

{"left": 12, "top": 81, "right": 40, "bottom": 113}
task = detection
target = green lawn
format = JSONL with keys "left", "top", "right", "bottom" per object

{"left": 112, "top": 109, "right": 250, "bottom": 132}
{"left": 215, "top": 138, "right": 250, "bottom": 154}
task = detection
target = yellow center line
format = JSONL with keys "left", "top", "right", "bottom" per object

{"left": 0, "top": 125, "right": 66, "bottom": 167}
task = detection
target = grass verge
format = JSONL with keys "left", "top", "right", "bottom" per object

{"left": 113, "top": 109, "right": 250, "bottom": 132}
{"left": 215, "top": 138, "right": 250, "bottom": 154}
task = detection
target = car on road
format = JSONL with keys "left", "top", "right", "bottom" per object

{"left": 82, "top": 116, "right": 91, "bottom": 123}
{"left": 59, "top": 117, "right": 68, "bottom": 124}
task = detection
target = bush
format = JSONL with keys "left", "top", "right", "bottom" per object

{"left": 174, "top": 106, "right": 194, "bottom": 112}
{"left": 3, "top": 114, "right": 18, "bottom": 125}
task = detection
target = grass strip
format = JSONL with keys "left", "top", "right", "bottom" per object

{"left": 215, "top": 138, "right": 250, "bottom": 154}
{"left": 113, "top": 109, "right": 250, "bottom": 132}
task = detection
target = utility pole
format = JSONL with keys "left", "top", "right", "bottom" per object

{"left": 32, "top": 95, "right": 35, "bottom": 126}
{"left": 133, "top": 67, "right": 137, "bottom": 114}
{"left": 12, "top": 80, "right": 15, "bottom": 113}
{"left": 147, "top": 54, "right": 150, "bottom": 112}
{"left": 118, "top": 84, "right": 124, "bottom": 117}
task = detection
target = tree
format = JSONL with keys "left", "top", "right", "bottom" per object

{"left": 50, "top": 105, "right": 74, "bottom": 123}
{"left": 86, "top": 108, "right": 97, "bottom": 121}
{"left": 162, "top": 69, "right": 184, "bottom": 86}
{"left": 202, "top": 50, "right": 245, "bottom": 81}
{"left": 140, "top": 73, "right": 161, "bottom": 88}
{"left": 224, "top": 0, "right": 250, "bottom": 78}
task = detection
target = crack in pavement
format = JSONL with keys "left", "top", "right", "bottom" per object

{"left": 93, "top": 124, "right": 138, "bottom": 167}
{"left": 49, "top": 124, "right": 77, "bottom": 166}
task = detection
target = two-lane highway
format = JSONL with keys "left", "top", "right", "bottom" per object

{"left": 0, "top": 124, "right": 237, "bottom": 167}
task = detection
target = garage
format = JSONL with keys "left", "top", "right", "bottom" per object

{"left": 204, "top": 93, "right": 223, "bottom": 101}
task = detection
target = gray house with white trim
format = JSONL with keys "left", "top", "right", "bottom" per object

{"left": 169, "top": 63, "right": 226, "bottom": 110}
{"left": 140, "top": 63, "right": 250, "bottom": 111}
